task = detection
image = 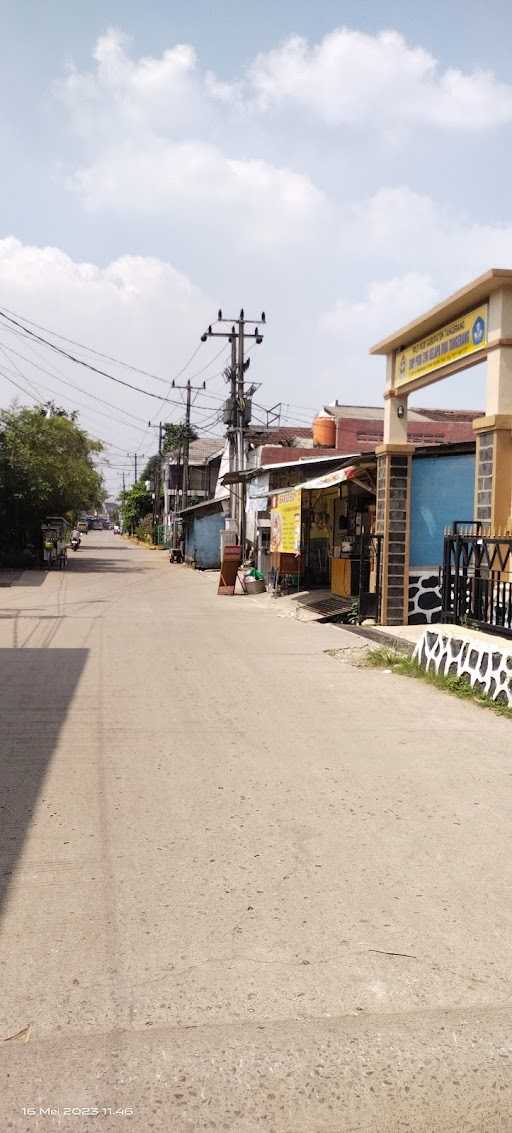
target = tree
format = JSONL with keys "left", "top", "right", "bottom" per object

{"left": 141, "top": 453, "right": 161, "bottom": 483}
{"left": 162, "top": 422, "right": 198, "bottom": 454}
{"left": 0, "top": 405, "right": 105, "bottom": 561}
{"left": 119, "top": 480, "right": 152, "bottom": 534}
{"left": 40, "top": 400, "right": 78, "bottom": 421}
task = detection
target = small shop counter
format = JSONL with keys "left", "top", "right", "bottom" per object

{"left": 330, "top": 554, "right": 352, "bottom": 597}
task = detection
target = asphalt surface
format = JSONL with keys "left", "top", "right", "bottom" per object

{"left": 1, "top": 532, "right": 512, "bottom": 1132}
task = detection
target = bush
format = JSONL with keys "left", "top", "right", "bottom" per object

{"left": 134, "top": 514, "right": 154, "bottom": 543}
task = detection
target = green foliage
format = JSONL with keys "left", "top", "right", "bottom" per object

{"left": 41, "top": 400, "right": 78, "bottom": 422}
{"left": 162, "top": 422, "right": 198, "bottom": 454}
{"left": 120, "top": 481, "right": 152, "bottom": 533}
{"left": 134, "top": 514, "right": 155, "bottom": 543}
{"left": 0, "top": 405, "right": 105, "bottom": 558}
{"left": 338, "top": 598, "right": 360, "bottom": 625}
{"left": 141, "top": 453, "right": 161, "bottom": 483}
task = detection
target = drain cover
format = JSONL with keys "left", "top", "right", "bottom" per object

{"left": 300, "top": 596, "right": 352, "bottom": 618}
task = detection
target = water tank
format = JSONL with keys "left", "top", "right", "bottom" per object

{"left": 313, "top": 412, "right": 336, "bottom": 447}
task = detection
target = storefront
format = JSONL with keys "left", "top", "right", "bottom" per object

{"left": 268, "top": 462, "right": 377, "bottom": 599}
{"left": 300, "top": 464, "right": 376, "bottom": 596}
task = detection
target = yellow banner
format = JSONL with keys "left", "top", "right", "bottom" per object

{"left": 395, "top": 303, "right": 488, "bottom": 389}
{"left": 270, "top": 489, "right": 301, "bottom": 554}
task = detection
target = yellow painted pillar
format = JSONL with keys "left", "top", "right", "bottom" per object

{"left": 474, "top": 288, "right": 512, "bottom": 530}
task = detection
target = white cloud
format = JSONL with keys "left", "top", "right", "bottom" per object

{"left": 70, "top": 139, "right": 325, "bottom": 248}
{"left": 58, "top": 29, "right": 203, "bottom": 138}
{"left": 55, "top": 27, "right": 512, "bottom": 261}
{"left": 321, "top": 188, "right": 512, "bottom": 397}
{"left": 249, "top": 28, "right": 512, "bottom": 130}
{"left": 0, "top": 236, "right": 204, "bottom": 324}
{"left": 6, "top": 25, "right": 512, "bottom": 461}
{"left": 340, "top": 187, "right": 512, "bottom": 285}
{"left": 58, "top": 30, "right": 325, "bottom": 248}
{"left": 58, "top": 26, "right": 512, "bottom": 145}
{"left": 0, "top": 237, "right": 217, "bottom": 489}
{"left": 322, "top": 272, "right": 439, "bottom": 342}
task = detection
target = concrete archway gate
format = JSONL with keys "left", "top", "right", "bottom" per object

{"left": 370, "top": 269, "right": 512, "bottom": 625}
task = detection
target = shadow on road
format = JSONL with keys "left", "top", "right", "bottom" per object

{"left": 0, "top": 647, "right": 88, "bottom": 917}
{"left": 0, "top": 570, "right": 48, "bottom": 588}
{"left": 69, "top": 557, "right": 149, "bottom": 573}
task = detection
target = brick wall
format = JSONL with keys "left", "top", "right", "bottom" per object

{"left": 255, "top": 416, "right": 479, "bottom": 468}
{"left": 335, "top": 416, "right": 478, "bottom": 453}
{"left": 475, "top": 433, "right": 494, "bottom": 524}
{"left": 376, "top": 452, "right": 411, "bottom": 625}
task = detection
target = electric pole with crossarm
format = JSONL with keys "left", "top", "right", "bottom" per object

{"left": 168, "top": 378, "right": 206, "bottom": 511}
{"left": 201, "top": 309, "right": 265, "bottom": 550}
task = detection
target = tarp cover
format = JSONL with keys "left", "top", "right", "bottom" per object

{"left": 298, "top": 466, "right": 357, "bottom": 491}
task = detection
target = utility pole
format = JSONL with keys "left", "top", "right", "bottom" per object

{"left": 151, "top": 422, "right": 165, "bottom": 538}
{"left": 202, "top": 308, "right": 265, "bottom": 552}
{"left": 126, "top": 452, "right": 139, "bottom": 484}
{"left": 169, "top": 379, "right": 206, "bottom": 512}
{"left": 182, "top": 380, "right": 192, "bottom": 512}
{"left": 236, "top": 314, "right": 246, "bottom": 553}
{"left": 229, "top": 327, "right": 238, "bottom": 532}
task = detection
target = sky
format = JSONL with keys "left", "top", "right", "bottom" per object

{"left": 1, "top": 0, "right": 512, "bottom": 494}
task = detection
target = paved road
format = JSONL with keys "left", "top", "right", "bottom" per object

{"left": 1, "top": 532, "right": 512, "bottom": 1131}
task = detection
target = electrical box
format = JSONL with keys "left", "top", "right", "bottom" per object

{"left": 223, "top": 396, "right": 252, "bottom": 426}
{"left": 223, "top": 398, "right": 235, "bottom": 425}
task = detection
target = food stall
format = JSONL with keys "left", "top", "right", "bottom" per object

{"left": 41, "top": 516, "right": 71, "bottom": 568}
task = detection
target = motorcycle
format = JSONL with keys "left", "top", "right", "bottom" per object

{"left": 70, "top": 534, "right": 81, "bottom": 552}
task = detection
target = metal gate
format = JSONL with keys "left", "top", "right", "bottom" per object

{"left": 441, "top": 523, "right": 512, "bottom": 638}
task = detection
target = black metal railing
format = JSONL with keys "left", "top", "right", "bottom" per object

{"left": 358, "top": 532, "right": 383, "bottom": 622}
{"left": 441, "top": 527, "right": 512, "bottom": 638}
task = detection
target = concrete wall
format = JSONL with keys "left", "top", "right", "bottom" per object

{"left": 414, "top": 627, "right": 512, "bottom": 706}
{"left": 184, "top": 511, "right": 225, "bottom": 569}
{"left": 408, "top": 571, "right": 443, "bottom": 625}
{"left": 410, "top": 453, "right": 475, "bottom": 568}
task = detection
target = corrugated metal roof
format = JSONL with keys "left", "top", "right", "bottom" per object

{"left": 324, "top": 404, "right": 427, "bottom": 422}
{"left": 165, "top": 438, "right": 224, "bottom": 467}
{"left": 223, "top": 452, "right": 358, "bottom": 484}
{"left": 248, "top": 426, "right": 312, "bottom": 441}
{"left": 323, "top": 403, "right": 482, "bottom": 423}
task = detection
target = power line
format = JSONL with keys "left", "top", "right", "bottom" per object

{"left": 189, "top": 343, "right": 230, "bottom": 383}
{"left": 0, "top": 363, "right": 141, "bottom": 462}
{"left": 0, "top": 350, "right": 149, "bottom": 436}
{"left": 0, "top": 309, "right": 219, "bottom": 409}
{"left": 0, "top": 365, "right": 44, "bottom": 405}
{"left": 0, "top": 335, "right": 148, "bottom": 425}
{"left": 0, "top": 368, "right": 128, "bottom": 483}
{"left": 0, "top": 302, "right": 204, "bottom": 388}
{"left": 145, "top": 322, "right": 221, "bottom": 423}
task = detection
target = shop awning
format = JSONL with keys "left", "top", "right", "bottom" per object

{"left": 298, "top": 466, "right": 358, "bottom": 491}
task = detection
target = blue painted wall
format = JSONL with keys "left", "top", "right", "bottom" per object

{"left": 185, "top": 511, "right": 224, "bottom": 569}
{"left": 410, "top": 453, "right": 475, "bottom": 567}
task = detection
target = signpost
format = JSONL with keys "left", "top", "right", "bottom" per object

{"left": 218, "top": 544, "right": 242, "bottom": 595}
{"left": 395, "top": 303, "right": 488, "bottom": 392}
{"left": 270, "top": 489, "right": 301, "bottom": 555}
